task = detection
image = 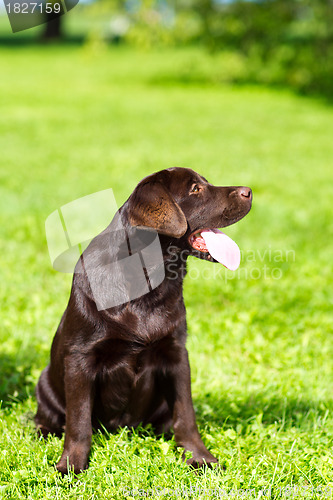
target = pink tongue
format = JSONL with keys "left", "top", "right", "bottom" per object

{"left": 201, "top": 229, "right": 240, "bottom": 271}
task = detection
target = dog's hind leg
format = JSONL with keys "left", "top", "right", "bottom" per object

{"left": 34, "top": 365, "right": 65, "bottom": 438}
{"left": 145, "top": 399, "right": 173, "bottom": 436}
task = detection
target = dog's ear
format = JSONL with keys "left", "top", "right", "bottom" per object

{"left": 127, "top": 180, "right": 188, "bottom": 238}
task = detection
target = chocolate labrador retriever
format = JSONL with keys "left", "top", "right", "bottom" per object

{"left": 35, "top": 167, "right": 252, "bottom": 474}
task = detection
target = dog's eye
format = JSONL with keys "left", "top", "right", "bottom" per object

{"left": 191, "top": 184, "right": 201, "bottom": 193}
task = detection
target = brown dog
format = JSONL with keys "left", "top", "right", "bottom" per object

{"left": 35, "top": 167, "right": 252, "bottom": 474}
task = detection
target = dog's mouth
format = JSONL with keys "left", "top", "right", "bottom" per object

{"left": 188, "top": 228, "right": 240, "bottom": 271}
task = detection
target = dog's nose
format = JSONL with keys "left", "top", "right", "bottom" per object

{"left": 239, "top": 187, "right": 252, "bottom": 200}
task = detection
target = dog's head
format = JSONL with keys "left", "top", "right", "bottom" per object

{"left": 127, "top": 167, "right": 252, "bottom": 269}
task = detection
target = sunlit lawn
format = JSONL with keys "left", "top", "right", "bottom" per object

{"left": 0, "top": 41, "right": 333, "bottom": 498}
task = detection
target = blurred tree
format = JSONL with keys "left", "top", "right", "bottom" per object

{"left": 42, "top": 15, "right": 63, "bottom": 40}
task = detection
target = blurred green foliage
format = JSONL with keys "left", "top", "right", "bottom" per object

{"left": 183, "top": 0, "right": 333, "bottom": 97}
{"left": 105, "top": 0, "right": 333, "bottom": 98}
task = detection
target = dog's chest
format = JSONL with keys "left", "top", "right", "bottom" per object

{"left": 93, "top": 331, "right": 182, "bottom": 374}
{"left": 93, "top": 334, "right": 181, "bottom": 423}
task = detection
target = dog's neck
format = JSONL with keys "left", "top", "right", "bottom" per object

{"left": 159, "top": 238, "right": 189, "bottom": 284}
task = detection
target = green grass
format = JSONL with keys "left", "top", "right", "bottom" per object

{"left": 1, "top": 43, "right": 333, "bottom": 499}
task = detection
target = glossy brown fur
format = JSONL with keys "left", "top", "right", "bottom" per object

{"left": 35, "top": 167, "right": 252, "bottom": 474}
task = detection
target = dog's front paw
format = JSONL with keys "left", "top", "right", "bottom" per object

{"left": 56, "top": 452, "right": 88, "bottom": 475}
{"left": 184, "top": 448, "right": 219, "bottom": 469}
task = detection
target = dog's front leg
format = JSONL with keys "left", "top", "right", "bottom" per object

{"left": 168, "top": 347, "right": 218, "bottom": 468}
{"left": 56, "top": 357, "right": 94, "bottom": 475}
